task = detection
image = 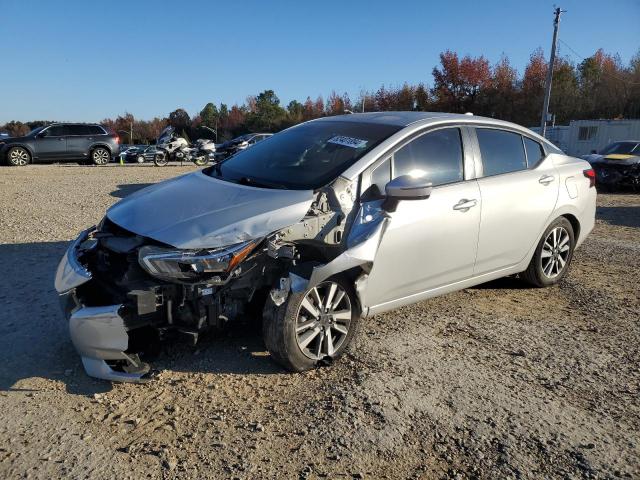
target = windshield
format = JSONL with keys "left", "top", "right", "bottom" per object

{"left": 28, "top": 126, "right": 46, "bottom": 136}
{"left": 599, "top": 142, "right": 640, "bottom": 155}
{"left": 207, "top": 121, "right": 400, "bottom": 190}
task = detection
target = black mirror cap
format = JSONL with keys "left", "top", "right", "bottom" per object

{"left": 383, "top": 175, "right": 432, "bottom": 212}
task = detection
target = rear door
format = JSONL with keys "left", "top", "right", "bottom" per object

{"left": 361, "top": 127, "right": 482, "bottom": 307}
{"left": 472, "top": 128, "right": 558, "bottom": 274}
{"left": 34, "top": 125, "right": 68, "bottom": 160}
{"left": 66, "top": 124, "right": 92, "bottom": 158}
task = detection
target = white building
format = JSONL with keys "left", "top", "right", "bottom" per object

{"left": 531, "top": 119, "right": 640, "bottom": 157}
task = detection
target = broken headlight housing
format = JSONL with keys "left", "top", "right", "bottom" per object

{"left": 138, "top": 241, "right": 257, "bottom": 282}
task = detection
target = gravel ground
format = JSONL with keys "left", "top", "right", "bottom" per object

{"left": 0, "top": 165, "right": 638, "bottom": 479}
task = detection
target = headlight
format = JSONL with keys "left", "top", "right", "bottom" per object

{"left": 138, "top": 240, "right": 258, "bottom": 282}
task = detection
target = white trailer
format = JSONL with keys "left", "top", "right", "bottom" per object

{"left": 532, "top": 119, "right": 640, "bottom": 157}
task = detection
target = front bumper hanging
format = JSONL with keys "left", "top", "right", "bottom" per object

{"left": 55, "top": 230, "right": 150, "bottom": 382}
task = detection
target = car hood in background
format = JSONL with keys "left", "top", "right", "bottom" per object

{"left": 106, "top": 171, "right": 314, "bottom": 249}
{"left": 602, "top": 154, "right": 637, "bottom": 161}
{"left": 592, "top": 155, "right": 640, "bottom": 166}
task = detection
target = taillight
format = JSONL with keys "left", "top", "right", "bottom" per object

{"left": 583, "top": 168, "right": 596, "bottom": 188}
{"left": 114, "top": 135, "right": 120, "bottom": 144}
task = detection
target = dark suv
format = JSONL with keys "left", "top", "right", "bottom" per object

{"left": 1, "top": 123, "right": 120, "bottom": 166}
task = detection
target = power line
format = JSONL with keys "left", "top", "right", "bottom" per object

{"left": 558, "top": 39, "right": 640, "bottom": 85}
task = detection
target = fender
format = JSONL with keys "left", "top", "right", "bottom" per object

{"left": 1, "top": 142, "right": 36, "bottom": 160}
{"left": 87, "top": 142, "right": 115, "bottom": 156}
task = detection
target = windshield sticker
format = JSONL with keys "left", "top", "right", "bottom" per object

{"left": 327, "top": 135, "right": 368, "bottom": 149}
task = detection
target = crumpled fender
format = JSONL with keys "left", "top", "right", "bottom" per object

{"left": 284, "top": 201, "right": 389, "bottom": 314}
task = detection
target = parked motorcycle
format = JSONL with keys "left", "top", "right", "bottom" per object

{"left": 153, "top": 127, "right": 213, "bottom": 167}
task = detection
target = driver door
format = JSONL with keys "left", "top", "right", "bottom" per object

{"left": 360, "top": 127, "right": 481, "bottom": 309}
{"left": 35, "top": 125, "right": 68, "bottom": 160}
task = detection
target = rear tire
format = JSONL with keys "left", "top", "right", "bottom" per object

{"left": 6, "top": 146, "right": 31, "bottom": 166}
{"left": 263, "top": 276, "right": 359, "bottom": 372}
{"left": 136, "top": 155, "right": 145, "bottom": 163}
{"left": 521, "top": 217, "right": 575, "bottom": 287}
{"left": 91, "top": 147, "right": 110, "bottom": 165}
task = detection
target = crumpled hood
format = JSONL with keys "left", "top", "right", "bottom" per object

{"left": 106, "top": 171, "right": 314, "bottom": 249}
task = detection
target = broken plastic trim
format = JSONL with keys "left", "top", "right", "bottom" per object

{"left": 54, "top": 228, "right": 94, "bottom": 293}
{"left": 287, "top": 202, "right": 388, "bottom": 307}
{"left": 69, "top": 304, "right": 150, "bottom": 383}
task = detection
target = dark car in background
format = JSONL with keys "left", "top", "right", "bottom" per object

{"left": 118, "top": 145, "right": 156, "bottom": 163}
{"left": 215, "top": 133, "right": 272, "bottom": 159}
{"left": 585, "top": 140, "right": 640, "bottom": 191}
{"left": 1, "top": 123, "right": 120, "bottom": 166}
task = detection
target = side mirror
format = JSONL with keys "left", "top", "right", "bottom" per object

{"left": 383, "top": 175, "right": 432, "bottom": 212}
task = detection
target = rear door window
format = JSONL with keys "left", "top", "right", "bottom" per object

{"left": 392, "top": 128, "right": 464, "bottom": 187}
{"left": 89, "top": 125, "right": 106, "bottom": 135}
{"left": 69, "top": 125, "right": 92, "bottom": 135}
{"left": 476, "top": 129, "right": 527, "bottom": 176}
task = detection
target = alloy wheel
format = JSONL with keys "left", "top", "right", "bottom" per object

{"left": 93, "top": 148, "right": 109, "bottom": 165}
{"left": 9, "top": 148, "right": 29, "bottom": 166}
{"left": 540, "top": 226, "right": 571, "bottom": 279}
{"left": 295, "top": 281, "right": 352, "bottom": 360}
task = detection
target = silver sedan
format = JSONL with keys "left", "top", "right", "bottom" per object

{"left": 56, "top": 112, "right": 597, "bottom": 381}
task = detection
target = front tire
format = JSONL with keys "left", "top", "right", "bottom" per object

{"left": 91, "top": 147, "right": 111, "bottom": 165}
{"left": 521, "top": 217, "right": 575, "bottom": 287}
{"left": 6, "top": 146, "right": 31, "bottom": 166}
{"left": 154, "top": 152, "right": 168, "bottom": 166}
{"left": 263, "top": 277, "right": 359, "bottom": 372}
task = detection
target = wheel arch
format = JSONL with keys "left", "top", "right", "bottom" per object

{"left": 560, "top": 213, "right": 581, "bottom": 241}
{"left": 517, "top": 206, "right": 583, "bottom": 274}
{"left": 90, "top": 143, "right": 114, "bottom": 156}
{"left": 3, "top": 143, "right": 35, "bottom": 163}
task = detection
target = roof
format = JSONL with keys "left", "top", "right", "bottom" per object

{"left": 313, "top": 111, "right": 513, "bottom": 128}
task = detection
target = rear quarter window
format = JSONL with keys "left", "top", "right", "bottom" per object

{"left": 523, "top": 137, "right": 545, "bottom": 166}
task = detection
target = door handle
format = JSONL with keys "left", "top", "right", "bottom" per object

{"left": 539, "top": 174, "right": 555, "bottom": 185}
{"left": 58, "top": 137, "right": 64, "bottom": 141}
{"left": 453, "top": 199, "right": 477, "bottom": 211}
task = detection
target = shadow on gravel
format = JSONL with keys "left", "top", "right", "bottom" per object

{"left": 0, "top": 241, "right": 279, "bottom": 397}
{"left": 110, "top": 183, "right": 154, "bottom": 198}
{"left": 596, "top": 206, "right": 640, "bottom": 228}
{"left": 470, "top": 276, "right": 530, "bottom": 290}
{"left": 0, "top": 241, "right": 110, "bottom": 396}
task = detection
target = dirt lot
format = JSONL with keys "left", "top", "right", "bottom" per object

{"left": 0, "top": 164, "right": 638, "bottom": 479}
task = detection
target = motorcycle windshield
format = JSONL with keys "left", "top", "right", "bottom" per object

{"left": 157, "top": 126, "right": 174, "bottom": 144}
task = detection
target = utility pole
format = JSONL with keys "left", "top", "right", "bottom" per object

{"left": 540, "top": 7, "right": 564, "bottom": 137}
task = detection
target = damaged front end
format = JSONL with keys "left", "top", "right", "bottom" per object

{"left": 54, "top": 169, "right": 389, "bottom": 382}
{"left": 55, "top": 217, "right": 280, "bottom": 382}
{"left": 592, "top": 157, "right": 640, "bottom": 191}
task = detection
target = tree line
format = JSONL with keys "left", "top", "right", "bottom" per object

{"left": 3, "top": 47, "right": 639, "bottom": 143}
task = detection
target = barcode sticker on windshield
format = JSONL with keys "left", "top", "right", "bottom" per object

{"left": 328, "top": 135, "right": 368, "bottom": 149}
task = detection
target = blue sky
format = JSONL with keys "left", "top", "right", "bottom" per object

{"left": 1, "top": 0, "right": 638, "bottom": 123}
